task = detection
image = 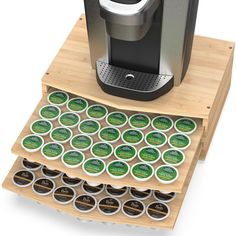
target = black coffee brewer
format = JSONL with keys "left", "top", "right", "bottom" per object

{"left": 84, "top": 0, "right": 199, "bottom": 101}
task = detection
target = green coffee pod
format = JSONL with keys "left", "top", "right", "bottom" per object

{"left": 162, "top": 148, "right": 185, "bottom": 166}
{"left": 82, "top": 158, "right": 106, "bottom": 177}
{"left": 30, "top": 119, "right": 53, "bottom": 136}
{"left": 114, "top": 144, "right": 137, "bottom": 162}
{"left": 70, "top": 134, "right": 93, "bottom": 151}
{"left": 39, "top": 105, "right": 61, "bottom": 121}
{"left": 155, "top": 165, "right": 179, "bottom": 184}
{"left": 41, "top": 142, "right": 64, "bottom": 160}
{"left": 50, "top": 127, "right": 72, "bottom": 143}
{"left": 86, "top": 104, "right": 108, "bottom": 120}
{"left": 107, "top": 160, "right": 130, "bottom": 179}
{"left": 168, "top": 133, "right": 191, "bottom": 150}
{"left": 66, "top": 97, "right": 88, "bottom": 113}
{"left": 174, "top": 118, "right": 197, "bottom": 134}
{"left": 145, "top": 131, "right": 167, "bottom": 148}
{"left": 61, "top": 150, "right": 85, "bottom": 168}
{"left": 21, "top": 134, "right": 44, "bottom": 152}
{"left": 129, "top": 113, "right": 150, "bottom": 130}
{"left": 58, "top": 112, "right": 80, "bottom": 128}
{"left": 47, "top": 91, "right": 69, "bottom": 106}
{"left": 131, "top": 162, "right": 154, "bottom": 181}
{"left": 138, "top": 146, "right": 161, "bottom": 164}
{"left": 91, "top": 142, "right": 113, "bottom": 159}
{"left": 98, "top": 126, "right": 121, "bottom": 143}
{"left": 122, "top": 129, "right": 144, "bottom": 146}
{"left": 79, "top": 119, "right": 101, "bottom": 135}
{"left": 106, "top": 111, "right": 128, "bottom": 127}
{"left": 151, "top": 116, "right": 174, "bottom": 132}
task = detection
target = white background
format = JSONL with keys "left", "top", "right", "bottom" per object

{"left": 0, "top": 0, "right": 236, "bottom": 235}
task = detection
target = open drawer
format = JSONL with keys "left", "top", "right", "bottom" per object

{"left": 11, "top": 90, "right": 203, "bottom": 193}
{"left": 3, "top": 156, "right": 198, "bottom": 229}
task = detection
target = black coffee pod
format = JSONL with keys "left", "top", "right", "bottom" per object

{"left": 82, "top": 181, "right": 104, "bottom": 195}
{"left": 105, "top": 185, "right": 128, "bottom": 198}
{"left": 32, "top": 178, "right": 55, "bottom": 196}
{"left": 22, "top": 158, "right": 41, "bottom": 171}
{"left": 98, "top": 197, "right": 121, "bottom": 216}
{"left": 41, "top": 166, "right": 62, "bottom": 179}
{"left": 61, "top": 173, "right": 83, "bottom": 187}
{"left": 53, "top": 186, "right": 76, "bottom": 204}
{"left": 129, "top": 188, "right": 152, "bottom": 200}
{"left": 153, "top": 190, "right": 176, "bottom": 203}
{"left": 12, "top": 169, "right": 35, "bottom": 188}
{"left": 122, "top": 199, "right": 145, "bottom": 218}
{"left": 73, "top": 194, "right": 97, "bottom": 213}
{"left": 146, "top": 202, "right": 170, "bottom": 221}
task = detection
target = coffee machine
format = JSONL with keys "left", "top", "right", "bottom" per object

{"left": 84, "top": 0, "right": 199, "bottom": 101}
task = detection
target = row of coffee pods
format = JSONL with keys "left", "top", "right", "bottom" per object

{"left": 13, "top": 159, "right": 176, "bottom": 221}
{"left": 45, "top": 90, "right": 197, "bottom": 133}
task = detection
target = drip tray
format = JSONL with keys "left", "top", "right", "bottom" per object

{"left": 96, "top": 60, "right": 174, "bottom": 101}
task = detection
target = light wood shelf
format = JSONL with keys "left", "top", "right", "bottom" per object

{"left": 11, "top": 92, "right": 203, "bottom": 193}
{"left": 3, "top": 157, "right": 194, "bottom": 230}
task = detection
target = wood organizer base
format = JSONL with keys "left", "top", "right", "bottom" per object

{"left": 2, "top": 15, "right": 234, "bottom": 230}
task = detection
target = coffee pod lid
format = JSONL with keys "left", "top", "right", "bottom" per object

{"left": 41, "top": 166, "right": 62, "bottom": 179}
{"left": 82, "top": 181, "right": 104, "bottom": 195}
{"left": 155, "top": 165, "right": 179, "bottom": 184}
{"left": 70, "top": 134, "right": 93, "bottom": 151}
{"left": 151, "top": 116, "right": 174, "bottom": 133}
{"left": 129, "top": 188, "right": 152, "bottom": 200}
{"left": 105, "top": 185, "right": 128, "bottom": 198}
{"left": 168, "top": 133, "right": 191, "bottom": 150}
{"left": 61, "top": 173, "right": 83, "bottom": 187}
{"left": 61, "top": 150, "right": 85, "bottom": 168}
{"left": 22, "top": 158, "right": 41, "bottom": 171}
{"left": 21, "top": 134, "right": 44, "bottom": 153}
{"left": 98, "top": 197, "right": 121, "bottom": 216}
{"left": 106, "top": 111, "right": 128, "bottom": 128}
{"left": 67, "top": 97, "right": 88, "bottom": 113}
{"left": 32, "top": 178, "right": 55, "bottom": 196}
{"left": 53, "top": 186, "right": 76, "bottom": 205}
{"left": 12, "top": 169, "right": 35, "bottom": 188}
{"left": 41, "top": 142, "right": 64, "bottom": 160}
{"left": 48, "top": 91, "right": 69, "bottom": 106}
{"left": 153, "top": 190, "right": 176, "bottom": 203}
{"left": 82, "top": 158, "right": 106, "bottom": 177}
{"left": 39, "top": 105, "right": 61, "bottom": 121}
{"left": 122, "top": 199, "right": 145, "bottom": 218}
{"left": 146, "top": 202, "right": 170, "bottom": 221}
{"left": 73, "top": 194, "right": 97, "bottom": 213}
{"left": 86, "top": 104, "right": 108, "bottom": 120}
{"left": 174, "top": 118, "right": 197, "bottom": 134}
{"left": 129, "top": 113, "right": 150, "bottom": 130}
